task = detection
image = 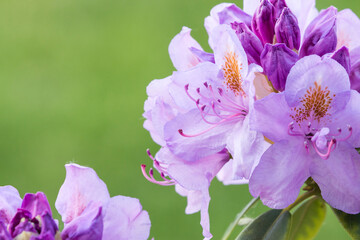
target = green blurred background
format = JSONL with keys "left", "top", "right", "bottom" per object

{"left": 0, "top": 0, "right": 356, "bottom": 239}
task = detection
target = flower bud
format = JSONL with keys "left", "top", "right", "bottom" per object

{"left": 260, "top": 43, "right": 299, "bottom": 91}
{"left": 251, "top": 0, "right": 276, "bottom": 44}
{"left": 231, "top": 21, "right": 264, "bottom": 65}
{"left": 275, "top": 8, "right": 301, "bottom": 50}
{"left": 270, "top": 0, "right": 288, "bottom": 19}
{"left": 300, "top": 6, "right": 338, "bottom": 57}
{"left": 331, "top": 46, "right": 350, "bottom": 74}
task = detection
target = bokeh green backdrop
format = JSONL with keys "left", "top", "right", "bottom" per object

{"left": 0, "top": 0, "right": 356, "bottom": 239}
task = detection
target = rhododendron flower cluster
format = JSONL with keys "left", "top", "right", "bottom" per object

{"left": 143, "top": 0, "right": 360, "bottom": 239}
{"left": 0, "top": 164, "right": 151, "bottom": 240}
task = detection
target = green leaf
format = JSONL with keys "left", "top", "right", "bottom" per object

{"left": 236, "top": 209, "right": 292, "bottom": 240}
{"left": 332, "top": 207, "right": 360, "bottom": 239}
{"left": 288, "top": 197, "right": 326, "bottom": 240}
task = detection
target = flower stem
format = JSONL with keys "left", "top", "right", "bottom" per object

{"left": 222, "top": 197, "right": 259, "bottom": 240}
{"left": 282, "top": 190, "right": 318, "bottom": 213}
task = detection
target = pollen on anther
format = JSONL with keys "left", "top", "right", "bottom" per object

{"left": 222, "top": 51, "right": 244, "bottom": 96}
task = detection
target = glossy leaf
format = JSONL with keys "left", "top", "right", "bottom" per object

{"left": 332, "top": 208, "right": 360, "bottom": 239}
{"left": 236, "top": 209, "right": 291, "bottom": 240}
{"left": 289, "top": 197, "right": 326, "bottom": 240}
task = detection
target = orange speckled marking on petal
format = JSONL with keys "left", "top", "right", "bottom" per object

{"left": 291, "top": 82, "right": 335, "bottom": 124}
{"left": 222, "top": 51, "right": 245, "bottom": 96}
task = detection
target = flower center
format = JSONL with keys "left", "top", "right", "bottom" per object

{"left": 222, "top": 51, "right": 244, "bottom": 96}
{"left": 290, "top": 82, "right": 335, "bottom": 124}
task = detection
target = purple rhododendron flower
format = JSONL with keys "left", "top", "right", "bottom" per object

{"left": 56, "top": 164, "right": 151, "bottom": 240}
{"left": 143, "top": 24, "right": 269, "bottom": 239}
{"left": 0, "top": 164, "right": 151, "bottom": 240}
{"left": 249, "top": 55, "right": 360, "bottom": 214}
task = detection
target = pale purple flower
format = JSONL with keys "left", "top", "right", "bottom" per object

{"left": 249, "top": 55, "right": 360, "bottom": 214}
{"left": 0, "top": 164, "right": 151, "bottom": 240}
{"left": 143, "top": 24, "right": 269, "bottom": 239}
{"left": 56, "top": 164, "right": 151, "bottom": 240}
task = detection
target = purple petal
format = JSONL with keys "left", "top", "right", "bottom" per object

{"left": 310, "top": 143, "right": 360, "bottom": 214}
{"left": 285, "top": 0, "right": 318, "bottom": 35}
{"left": 250, "top": 92, "right": 292, "bottom": 142}
{"left": 330, "top": 46, "right": 350, "bottom": 74}
{"left": 55, "top": 164, "right": 110, "bottom": 224}
{"left": 226, "top": 117, "right": 270, "bottom": 180}
{"left": 329, "top": 90, "right": 360, "bottom": 147}
{"left": 205, "top": 3, "right": 252, "bottom": 49}
{"left": 169, "top": 27, "right": 203, "bottom": 71}
{"left": 249, "top": 139, "right": 311, "bottom": 209}
{"left": 270, "top": 0, "right": 287, "bottom": 18}
{"left": 251, "top": 0, "right": 276, "bottom": 44}
{"left": 164, "top": 109, "right": 234, "bottom": 162}
{"left": 336, "top": 9, "right": 360, "bottom": 51}
{"left": 189, "top": 47, "right": 215, "bottom": 63}
{"left": 0, "top": 222, "right": 11, "bottom": 240}
{"left": 260, "top": 43, "right": 298, "bottom": 91}
{"left": 300, "top": 6, "right": 337, "bottom": 57}
{"left": 0, "top": 186, "right": 22, "bottom": 225}
{"left": 216, "top": 159, "right": 249, "bottom": 185}
{"left": 175, "top": 185, "right": 203, "bottom": 214}
{"left": 275, "top": 7, "right": 301, "bottom": 50}
{"left": 102, "top": 196, "right": 151, "bottom": 240}
{"left": 21, "top": 192, "right": 52, "bottom": 217}
{"left": 61, "top": 203, "right": 103, "bottom": 240}
{"left": 285, "top": 55, "right": 350, "bottom": 111}
{"left": 231, "top": 22, "right": 263, "bottom": 65}
{"left": 36, "top": 212, "right": 59, "bottom": 239}
{"left": 350, "top": 46, "right": 360, "bottom": 92}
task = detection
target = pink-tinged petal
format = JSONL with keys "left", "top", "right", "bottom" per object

{"left": 243, "top": 0, "right": 260, "bottom": 15}
{"left": 250, "top": 92, "right": 292, "bottom": 142}
{"left": 285, "top": 55, "right": 350, "bottom": 111}
{"left": 249, "top": 139, "right": 311, "bottom": 209}
{"left": 102, "top": 196, "right": 151, "bottom": 240}
{"left": 336, "top": 9, "right": 360, "bottom": 51}
{"left": 205, "top": 3, "right": 252, "bottom": 49}
{"left": 227, "top": 117, "right": 270, "bottom": 180}
{"left": 55, "top": 164, "right": 110, "bottom": 224}
{"left": 169, "top": 27, "right": 203, "bottom": 71}
{"left": 0, "top": 186, "right": 22, "bottom": 225}
{"left": 164, "top": 108, "right": 235, "bottom": 162}
{"left": 286, "top": 0, "right": 318, "bottom": 36}
{"left": 216, "top": 159, "right": 249, "bottom": 185}
{"left": 61, "top": 202, "right": 103, "bottom": 240}
{"left": 212, "top": 25, "right": 248, "bottom": 78}
{"left": 0, "top": 222, "right": 11, "bottom": 240}
{"left": 329, "top": 90, "right": 360, "bottom": 147}
{"left": 310, "top": 143, "right": 360, "bottom": 214}
{"left": 175, "top": 185, "right": 202, "bottom": 214}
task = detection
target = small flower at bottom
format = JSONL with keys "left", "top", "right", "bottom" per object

{"left": 0, "top": 164, "right": 151, "bottom": 240}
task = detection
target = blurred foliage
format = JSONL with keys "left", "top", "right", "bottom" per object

{"left": 0, "top": 0, "right": 356, "bottom": 238}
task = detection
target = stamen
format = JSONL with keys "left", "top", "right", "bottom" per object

{"left": 178, "top": 113, "right": 243, "bottom": 138}
{"left": 288, "top": 122, "right": 303, "bottom": 136}
{"left": 141, "top": 164, "right": 176, "bottom": 186}
{"left": 312, "top": 139, "right": 336, "bottom": 160}
{"left": 337, "top": 125, "right": 352, "bottom": 141}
